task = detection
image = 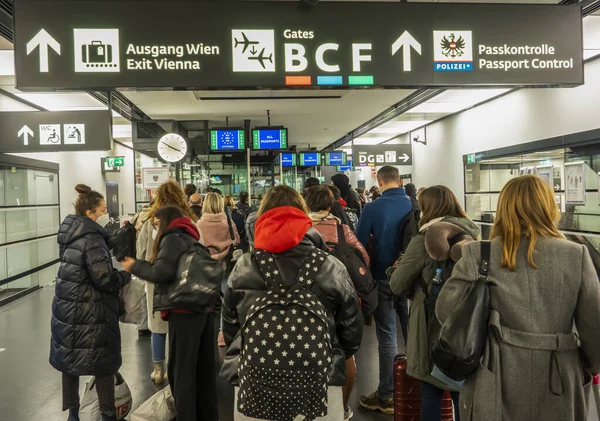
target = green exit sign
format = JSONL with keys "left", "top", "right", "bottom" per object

{"left": 107, "top": 157, "right": 125, "bottom": 167}
{"left": 466, "top": 154, "right": 476, "bottom": 164}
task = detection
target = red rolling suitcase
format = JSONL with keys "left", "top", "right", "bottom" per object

{"left": 394, "top": 355, "right": 454, "bottom": 421}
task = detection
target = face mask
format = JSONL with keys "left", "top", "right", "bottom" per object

{"left": 95, "top": 213, "right": 110, "bottom": 228}
{"left": 152, "top": 229, "right": 158, "bottom": 240}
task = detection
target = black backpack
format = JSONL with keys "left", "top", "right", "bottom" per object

{"left": 111, "top": 221, "right": 137, "bottom": 261}
{"left": 328, "top": 224, "right": 377, "bottom": 317}
{"left": 153, "top": 242, "right": 223, "bottom": 313}
{"left": 384, "top": 210, "right": 419, "bottom": 278}
{"left": 344, "top": 208, "right": 359, "bottom": 231}
{"left": 237, "top": 249, "right": 333, "bottom": 421}
{"left": 419, "top": 231, "right": 469, "bottom": 333}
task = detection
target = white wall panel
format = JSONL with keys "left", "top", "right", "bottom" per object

{"left": 412, "top": 58, "right": 600, "bottom": 204}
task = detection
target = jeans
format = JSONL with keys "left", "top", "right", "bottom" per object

{"left": 420, "top": 381, "right": 460, "bottom": 421}
{"left": 373, "top": 279, "right": 399, "bottom": 399}
{"left": 152, "top": 332, "right": 167, "bottom": 362}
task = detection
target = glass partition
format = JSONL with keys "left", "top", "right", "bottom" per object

{"left": 0, "top": 162, "right": 60, "bottom": 306}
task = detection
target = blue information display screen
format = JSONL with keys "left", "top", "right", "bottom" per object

{"left": 210, "top": 129, "right": 245, "bottom": 151}
{"left": 325, "top": 151, "right": 347, "bottom": 166}
{"left": 337, "top": 159, "right": 353, "bottom": 171}
{"left": 252, "top": 128, "right": 288, "bottom": 150}
{"left": 281, "top": 153, "right": 297, "bottom": 167}
{"left": 299, "top": 152, "right": 322, "bottom": 166}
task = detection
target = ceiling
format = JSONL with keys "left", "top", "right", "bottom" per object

{"left": 1, "top": 1, "right": 599, "bottom": 152}
{"left": 122, "top": 89, "right": 414, "bottom": 148}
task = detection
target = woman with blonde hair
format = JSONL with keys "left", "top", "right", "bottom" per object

{"left": 197, "top": 192, "right": 240, "bottom": 347}
{"left": 436, "top": 175, "right": 600, "bottom": 421}
{"left": 137, "top": 179, "right": 199, "bottom": 384}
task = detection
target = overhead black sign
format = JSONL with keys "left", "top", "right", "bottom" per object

{"left": 353, "top": 144, "right": 413, "bottom": 167}
{"left": 0, "top": 110, "right": 111, "bottom": 152}
{"left": 13, "top": 1, "right": 583, "bottom": 91}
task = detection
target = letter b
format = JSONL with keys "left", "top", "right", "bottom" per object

{"left": 285, "top": 44, "right": 308, "bottom": 72}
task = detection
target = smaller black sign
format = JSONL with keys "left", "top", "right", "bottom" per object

{"left": 0, "top": 110, "right": 111, "bottom": 153}
{"left": 353, "top": 144, "right": 412, "bottom": 166}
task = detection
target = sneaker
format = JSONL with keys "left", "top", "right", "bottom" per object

{"left": 359, "top": 391, "right": 394, "bottom": 415}
{"left": 151, "top": 361, "right": 165, "bottom": 384}
{"left": 344, "top": 406, "right": 354, "bottom": 421}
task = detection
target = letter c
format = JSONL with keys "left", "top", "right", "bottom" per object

{"left": 316, "top": 43, "right": 340, "bottom": 72}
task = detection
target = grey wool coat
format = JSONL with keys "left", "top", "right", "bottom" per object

{"left": 436, "top": 237, "right": 600, "bottom": 421}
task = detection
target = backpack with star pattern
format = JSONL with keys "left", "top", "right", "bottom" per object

{"left": 237, "top": 249, "right": 333, "bottom": 421}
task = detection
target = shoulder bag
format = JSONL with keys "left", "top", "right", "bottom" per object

{"left": 431, "top": 240, "right": 492, "bottom": 384}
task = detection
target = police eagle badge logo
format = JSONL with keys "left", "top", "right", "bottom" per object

{"left": 433, "top": 31, "right": 473, "bottom": 72}
{"left": 440, "top": 33, "right": 466, "bottom": 59}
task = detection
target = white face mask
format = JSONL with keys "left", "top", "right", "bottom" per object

{"left": 95, "top": 213, "right": 110, "bottom": 228}
{"left": 152, "top": 229, "right": 158, "bottom": 240}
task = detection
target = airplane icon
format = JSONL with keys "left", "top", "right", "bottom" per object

{"left": 234, "top": 32, "right": 260, "bottom": 54}
{"left": 248, "top": 48, "right": 273, "bottom": 69}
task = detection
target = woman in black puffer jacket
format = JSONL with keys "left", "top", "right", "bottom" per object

{"left": 50, "top": 184, "right": 130, "bottom": 421}
{"left": 121, "top": 206, "right": 219, "bottom": 421}
{"left": 221, "top": 185, "right": 364, "bottom": 421}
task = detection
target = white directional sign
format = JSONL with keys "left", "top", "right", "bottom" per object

{"left": 391, "top": 31, "right": 422, "bottom": 72}
{"left": 26, "top": 29, "right": 61, "bottom": 73}
{"left": 353, "top": 144, "right": 413, "bottom": 166}
{"left": 18, "top": 125, "right": 34, "bottom": 145}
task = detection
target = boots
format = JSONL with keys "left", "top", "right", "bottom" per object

{"left": 151, "top": 361, "right": 165, "bottom": 384}
{"left": 67, "top": 408, "right": 80, "bottom": 421}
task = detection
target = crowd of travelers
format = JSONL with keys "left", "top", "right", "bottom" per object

{"left": 50, "top": 168, "right": 600, "bottom": 421}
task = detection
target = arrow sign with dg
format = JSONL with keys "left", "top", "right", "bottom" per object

{"left": 0, "top": 110, "right": 111, "bottom": 153}
{"left": 353, "top": 144, "right": 413, "bottom": 167}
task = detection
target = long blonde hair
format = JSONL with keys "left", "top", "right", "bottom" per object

{"left": 203, "top": 192, "right": 224, "bottom": 214}
{"left": 491, "top": 175, "right": 561, "bottom": 271}
{"left": 147, "top": 179, "right": 198, "bottom": 222}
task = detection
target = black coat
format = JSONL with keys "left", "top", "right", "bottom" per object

{"left": 129, "top": 227, "right": 199, "bottom": 311}
{"left": 221, "top": 235, "right": 364, "bottom": 386}
{"left": 50, "top": 215, "right": 130, "bottom": 377}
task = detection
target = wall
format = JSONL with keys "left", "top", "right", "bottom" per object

{"left": 11, "top": 142, "right": 136, "bottom": 220}
{"left": 412, "top": 58, "right": 600, "bottom": 204}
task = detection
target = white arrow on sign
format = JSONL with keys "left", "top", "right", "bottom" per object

{"left": 399, "top": 153, "right": 410, "bottom": 163}
{"left": 391, "top": 31, "right": 422, "bottom": 72}
{"left": 26, "top": 29, "right": 61, "bottom": 73}
{"left": 18, "top": 125, "right": 34, "bottom": 146}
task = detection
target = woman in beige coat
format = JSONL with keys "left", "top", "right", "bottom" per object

{"left": 137, "top": 180, "right": 198, "bottom": 383}
{"left": 436, "top": 175, "right": 600, "bottom": 421}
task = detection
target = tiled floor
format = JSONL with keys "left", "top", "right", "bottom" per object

{"left": 0, "top": 287, "right": 396, "bottom": 421}
{"left": 1, "top": 287, "right": 598, "bottom": 421}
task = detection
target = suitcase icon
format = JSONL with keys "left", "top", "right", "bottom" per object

{"left": 82, "top": 41, "right": 112, "bottom": 64}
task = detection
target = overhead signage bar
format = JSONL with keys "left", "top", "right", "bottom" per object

{"left": 0, "top": 110, "right": 111, "bottom": 153}
{"left": 13, "top": 1, "right": 583, "bottom": 90}
{"left": 353, "top": 144, "right": 413, "bottom": 167}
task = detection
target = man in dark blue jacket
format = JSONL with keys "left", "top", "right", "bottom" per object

{"left": 356, "top": 166, "right": 412, "bottom": 415}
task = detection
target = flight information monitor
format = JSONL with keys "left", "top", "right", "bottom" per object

{"left": 325, "top": 151, "right": 347, "bottom": 166}
{"left": 337, "top": 159, "right": 353, "bottom": 171}
{"left": 299, "top": 152, "right": 322, "bottom": 166}
{"left": 281, "top": 153, "right": 297, "bottom": 167}
{"left": 210, "top": 129, "right": 245, "bottom": 151}
{"left": 252, "top": 128, "right": 288, "bottom": 150}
